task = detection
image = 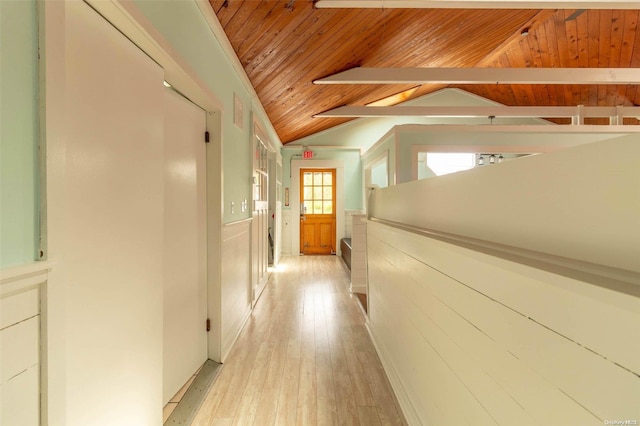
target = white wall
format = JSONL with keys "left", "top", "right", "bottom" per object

{"left": 366, "top": 136, "right": 640, "bottom": 425}
{"left": 370, "top": 135, "right": 640, "bottom": 272}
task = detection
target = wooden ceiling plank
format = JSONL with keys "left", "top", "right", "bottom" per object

{"left": 255, "top": 8, "right": 378, "bottom": 91}
{"left": 544, "top": 13, "right": 562, "bottom": 67}
{"left": 242, "top": 2, "right": 316, "bottom": 80}
{"left": 247, "top": 7, "right": 340, "bottom": 90}
{"left": 563, "top": 10, "right": 580, "bottom": 67}
{"left": 358, "top": 9, "right": 437, "bottom": 67}
{"left": 576, "top": 9, "right": 590, "bottom": 68}
{"left": 208, "top": 0, "right": 226, "bottom": 14}
{"left": 214, "top": 0, "right": 244, "bottom": 28}
{"left": 221, "top": 1, "right": 263, "bottom": 46}
{"left": 599, "top": 10, "right": 613, "bottom": 68}
{"left": 257, "top": 9, "right": 403, "bottom": 108}
{"left": 476, "top": 10, "right": 552, "bottom": 68}
{"left": 536, "top": 18, "right": 553, "bottom": 68}
{"left": 588, "top": 10, "right": 601, "bottom": 68}
{"left": 239, "top": 2, "right": 307, "bottom": 72}
{"left": 608, "top": 10, "right": 625, "bottom": 68}
{"left": 618, "top": 11, "right": 638, "bottom": 68}
{"left": 234, "top": 1, "right": 289, "bottom": 60}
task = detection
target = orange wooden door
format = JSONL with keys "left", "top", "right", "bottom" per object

{"left": 300, "top": 169, "right": 336, "bottom": 255}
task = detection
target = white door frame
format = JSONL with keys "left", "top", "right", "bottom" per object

{"left": 291, "top": 159, "right": 345, "bottom": 256}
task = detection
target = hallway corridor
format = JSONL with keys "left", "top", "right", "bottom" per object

{"left": 191, "top": 256, "right": 406, "bottom": 425}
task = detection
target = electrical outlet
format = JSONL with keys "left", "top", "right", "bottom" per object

{"left": 230, "top": 201, "right": 235, "bottom": 214}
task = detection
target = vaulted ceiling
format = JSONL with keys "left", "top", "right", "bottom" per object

{"left": 209, "top": 1, "right": 640, "bottom": 143}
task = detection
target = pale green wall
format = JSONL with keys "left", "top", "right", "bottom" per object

{"left": 133, "top": 0, "right": 279, "bottom": 223}
{"left": 362, "top": 132, "right": 396, "bottom": 187}
{"left": 281, "top": 149, "right": 363, "bottom": 211}
{"left": 371, "top": 161, "right": 388, "bottom": 188}
{"left": 0, "top": 0, "right": 39, "bottom": 268}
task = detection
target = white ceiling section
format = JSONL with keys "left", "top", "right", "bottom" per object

{"left": 315, "top": 0, "right": 640, "bottom": 9}
{"left": 314, "top": 68, "right": 640, "bottom": 85}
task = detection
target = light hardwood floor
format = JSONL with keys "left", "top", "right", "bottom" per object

{"left": 191, "top": 255, "right": 406, "bottom": 426}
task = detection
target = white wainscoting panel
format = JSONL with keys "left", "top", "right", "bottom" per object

{"left": 0, "top": 261, "right": 51, "bottom": 426}
{"left": 221, "top": 220, "right": 253, "bottom": 361}
{"left": 350, "top": 214, "right": 368, "bottom": 294}
{"left": 281, "top": 210, "right": 292, "bottom": 256}
{"left": 367, "top": 222, "right": 640, "bottom": 425}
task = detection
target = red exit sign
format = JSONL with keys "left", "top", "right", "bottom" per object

{"left": 303, "top": 150, "right": 313, "bottom": 159}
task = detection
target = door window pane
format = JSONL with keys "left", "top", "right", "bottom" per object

{"left": 304, "top": 187, "right": 313, "bottom": 200}
{"left": 304, "top": 172, "right": 313, "bottom": 185}
{"left": 323, "top": 172, "right": 332, "bottom": 185}
{"left": 313, "top": 172, "right": 322, "bottom": 185}
{"left": 323, "top": 187, "right": 332, "bottom": 200}
{"left": 301, "top": 169, "right": 335, "bottom": 216}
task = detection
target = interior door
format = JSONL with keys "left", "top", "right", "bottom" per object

{"left": 300, "top": 169, "right": 336, "bottom": 255}
{"left": 251, "top": 134, "right": 269, "bottom": 303}
{"left": 163, "top": 88, "right": 208, "bottom": 404}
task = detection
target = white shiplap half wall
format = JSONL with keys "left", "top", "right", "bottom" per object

{"left": 366, "top": 135, "right": 640, "bottom": 425}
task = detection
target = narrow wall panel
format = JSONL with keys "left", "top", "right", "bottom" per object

{"left": 0, "top": 365, "right": 39, "bottom": 426}
{"left": 221, "top": 220, "right": 252, "bottom": 361}
{"left": 0, "top": 287, "right": 38, "bottom": 329}
{"left": 0, "top": 317, "right": 39, "bottom": 384}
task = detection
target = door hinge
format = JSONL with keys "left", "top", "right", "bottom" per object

{"left": 205, "top": 131, "right": 210, "bottom": 143}
{"left": 206, "top": 318, "right": 211, "bottom": 332}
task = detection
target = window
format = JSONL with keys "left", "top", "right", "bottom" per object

{"left": 420, "top": 152, "right": 475, "bottom": 177}
{"left": 302, "top": 170, "right": 334, "bottom": 215}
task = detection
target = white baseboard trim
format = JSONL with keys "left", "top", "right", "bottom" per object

{"left": 365, "top": 321, "right": 421, "bottom": 426}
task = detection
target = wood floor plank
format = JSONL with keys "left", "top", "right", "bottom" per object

{"left": 357, "top": 406, "right": 383, "bottom": 426}
{"left": 274, "top": 357, "right": 301, "bottom": 426}
{"left": 192, "top": 256, "right": 406, "bottom": 425}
